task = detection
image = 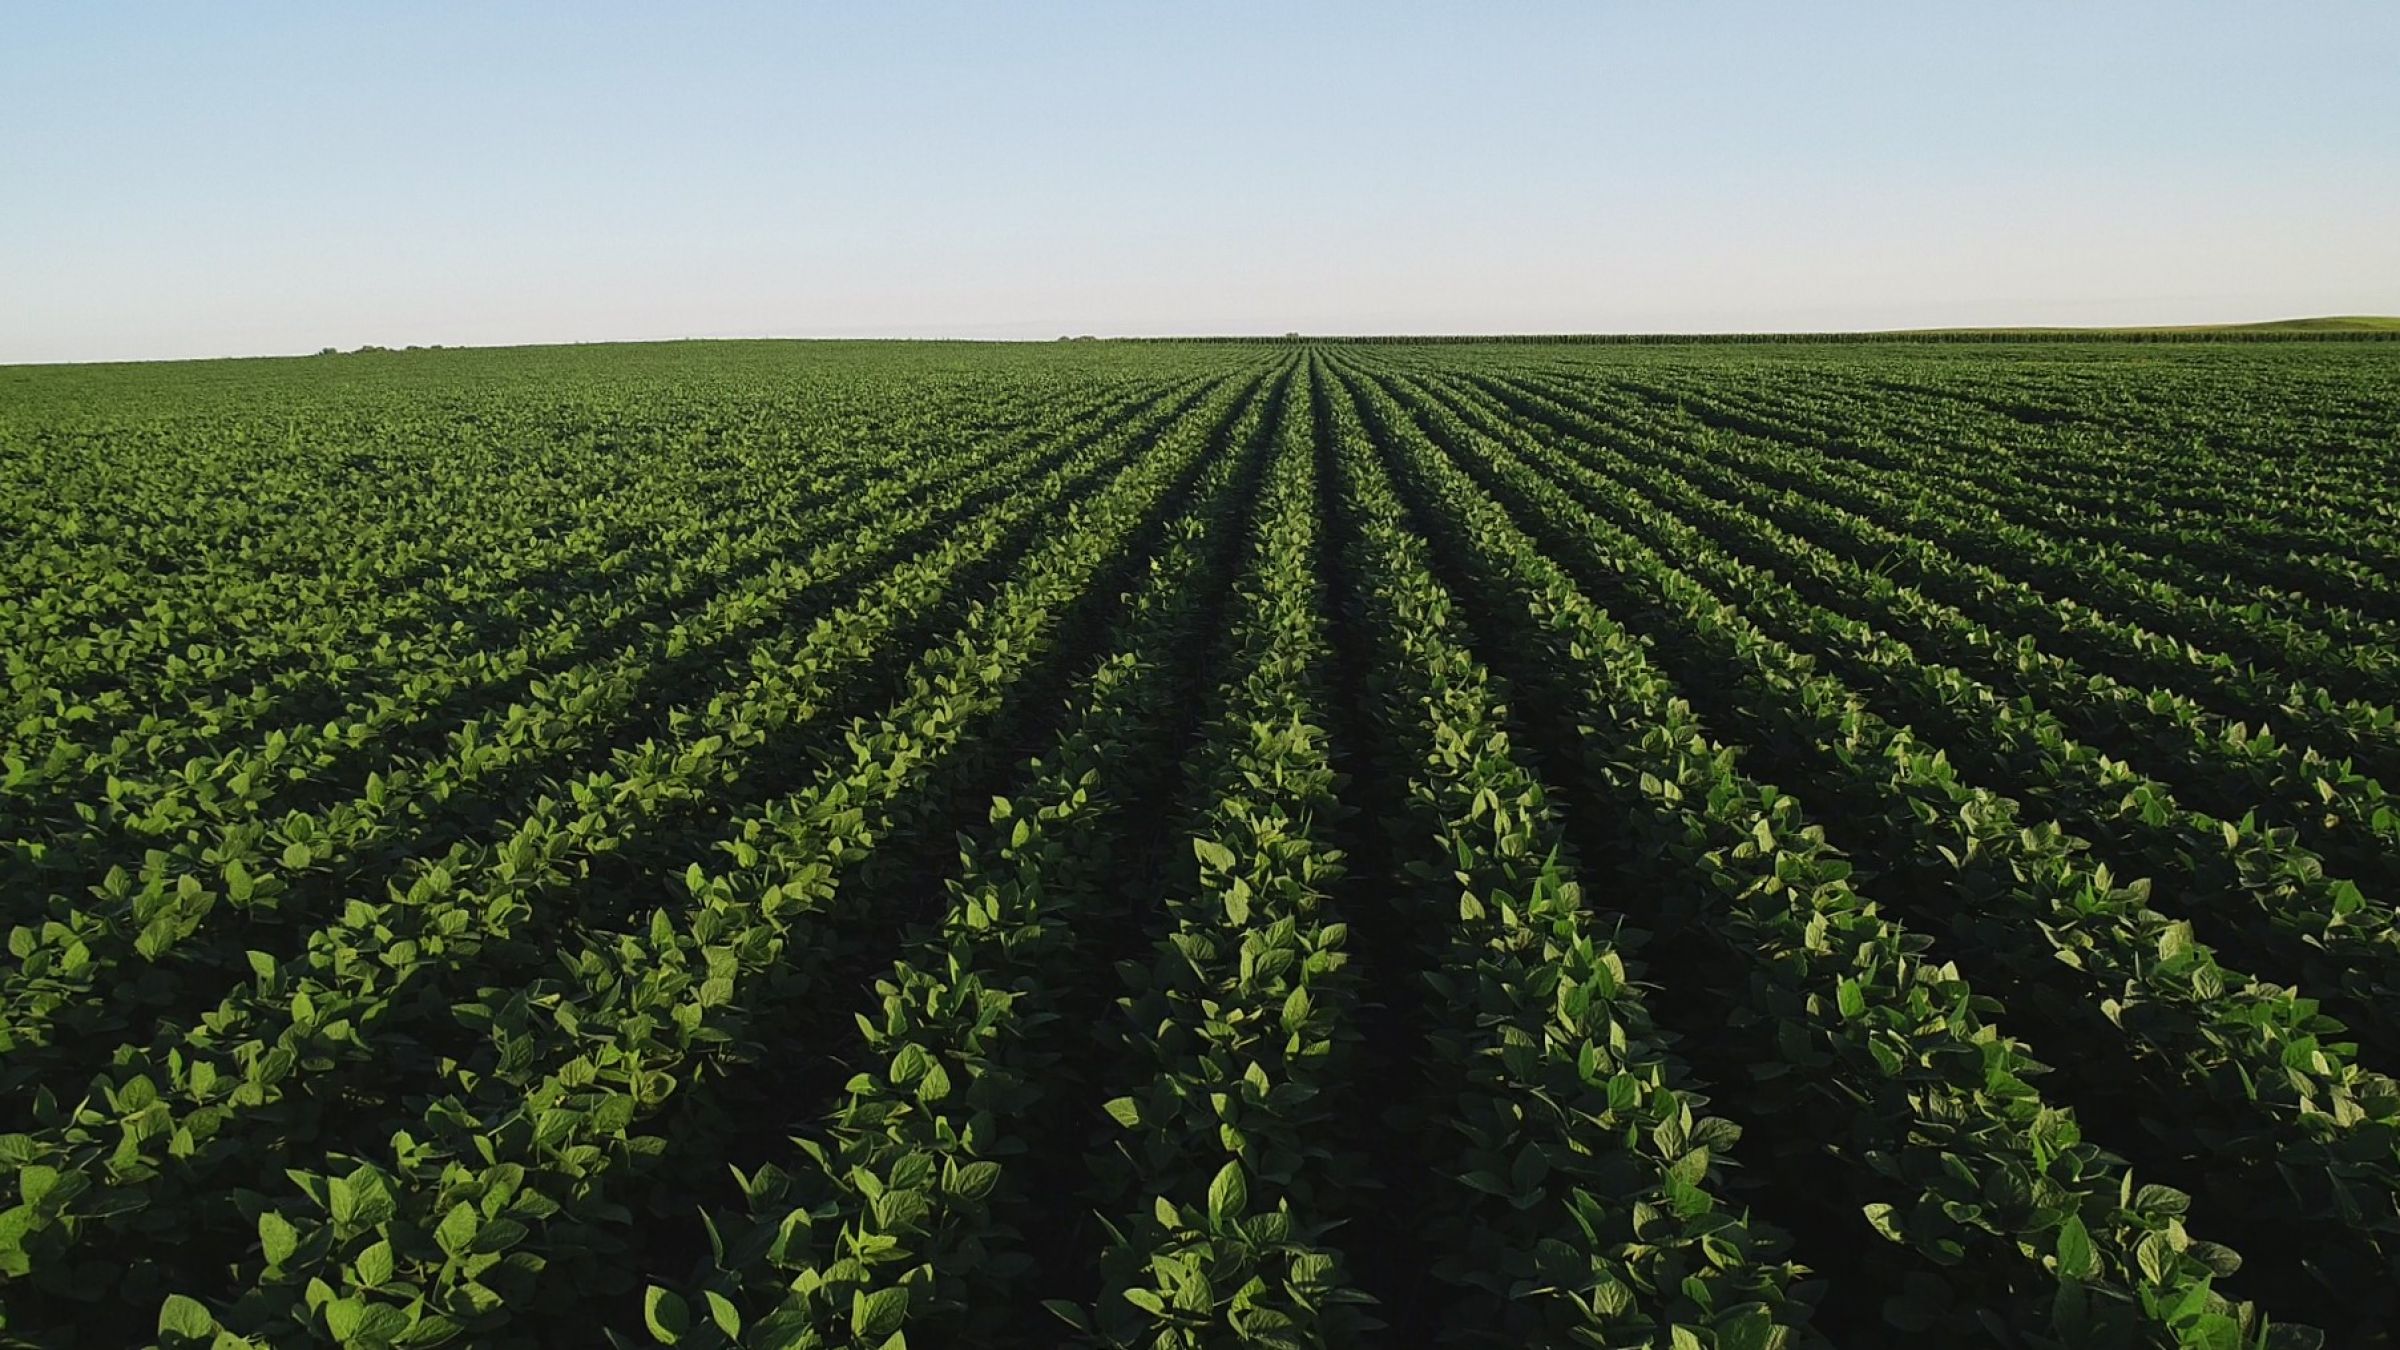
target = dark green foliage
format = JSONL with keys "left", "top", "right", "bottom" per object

{"left": 1, "top": 338, "right": 2393, "bottom": 1349}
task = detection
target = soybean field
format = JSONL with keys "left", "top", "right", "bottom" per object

{"left": 4, "top": 338, "right": 2399, "bottom": 1350}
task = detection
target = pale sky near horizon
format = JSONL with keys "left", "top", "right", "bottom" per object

{"left": 5, "top": 2, "right": 2397, "bottom": 364}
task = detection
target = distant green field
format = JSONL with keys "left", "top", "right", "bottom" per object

{"left": 1894, "top": 313, "right": 2400, "bottom": 336}
{"left": 2212, "top": 315, "right": 2400, "bottom": 331}
{"left": 3, "top": 339, "right": 2398, "bottom": 1348}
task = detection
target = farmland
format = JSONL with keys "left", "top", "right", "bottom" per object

{"left": 2, "top": 337, "right": 2397, "bottom": 1349}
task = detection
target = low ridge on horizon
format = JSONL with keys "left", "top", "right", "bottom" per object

{"left": 4, "top": 315, "right": 2397, "bottom": 370}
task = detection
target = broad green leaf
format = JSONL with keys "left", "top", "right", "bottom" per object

{"left": 1122, "top": 1288, "right": 1168, "bottom": 1315}
{"left": 2054, "top": 1214, "right": 2098, "bottom": 1279}
{"left": 435, "top": 1202, "right": 479, "bottom": 1257}
{"left": 1836, "top": 979, "right": 1866, "bottom": 1020}
{"left": 1207, "top": 1160, "right": 1247, "bottom": 1227}
{"left": 158, "top": 1294, "right": 217, "bottom": 1339}
{"left": 355, "top": 1238, "right": 394, "bottom": 1288}
{"left": 259, "top": 1210, "right": 300, "bottom": 1267}
{"left": 852, "top": 1286, "right": 909, "bottom": 1339}
{"left": 704, "top": 1290, "right": 741, "bottom": 1337}
{"left": 645, "top": 1287, "right": 691, "bottom": 1344}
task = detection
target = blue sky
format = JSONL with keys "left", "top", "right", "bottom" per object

{"left": 5, "top": 2, "right": 2396, "bottom": 361}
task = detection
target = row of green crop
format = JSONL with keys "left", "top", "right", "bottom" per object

{"left": 0, "top": 396, "right": 806, "bottom": 730}
{"left": 1431, "top": 369, "right": 2400, "bottom": 1017}
{"left": 1603, "top": 359, "right": 2400, "bottom": 614}
{"left": 628, "top": 365, "right": 1293, "bottom": 1350}
{"left": 123, "top": 366, "right": 1273, "bottom": 1350}
{"left": 1473, "top": 366, "right": 2400, "bottom": 792}
{"left": 0, "top": 368, "right": 1101, "bottom": 697}
{"left": 1320, "top": 360, "right": 1811, "bottom": 1348}
{"left": 1707, "top": 368, "right": 2400, "bottom": 642}
{"left": 1056, "top": 362, "right": 1376, "bottom": 1349}
{"left": 1712, "top": 359, "right": 2400, "bottom": 588}
{"left": 0, "top": 375, "right": 1211, "bottom": 1123}
{"left": 1374, "top": 348, "right": 2400, "bottom": 639}
{"left": 1456, "top": 368, "right": 2400, "bottom": 902}
{"left": 1, "top": 372, "right": 1164, "bottom": 914}
{"left": 2, "top": 339, "right": 2388, "bottom": 1345}
{"left": 0, "top": 367, "right": 1271, "bottom": 1346}
{"left": 1599, "top": 351, "right": 2400, "bottom": 553}
{"left": 1585, "top": 371, "right": 2400, "bottom": 690}
{"left": 1336, "top": 355, "right": 2311, "bottom": 1348}
{"left": 1366, "top": 360, "right": 2398, "bottom": 1327}
{"left": 0, "top": 371, "right": 1126, "bottom": 810}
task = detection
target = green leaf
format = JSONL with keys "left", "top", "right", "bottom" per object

{"left": 1717, "top": 1306, "right": 1776, "bottom": 1350}
{"left": 704, "top": 1290, "right": 742, "bottom": 1337}
{"left": 915, "top": 1060, "right": 951, "bottom": 1104}
{"left": 852, "top": 1286, "right": 909, "bottom": 1339}
{"left": 0, "top": 1205, "right": 34, "bottom": 1273}
{"left": 355, "top": 1238, "right": 394, "bottom": 1288}
{"left": 157, "top": 1294, "right": 217, "bottom": 1339}
{"left": 1102, "top": 1096, "right": 1142, "bottom": 1128}
{"left": 2133, "top": 1183, "right": 2190, "bottom": 1216}
{"left": 2054, "top": 1214, "right": 2097, "bottom": 1279}
{"left": 1192, "top": 837, "right": 1237, "bottom": 872}
{"left": 435, "top": 1202, "right": 479, "bottom": 1257}
{"left": 1606, "top": 1072, "right": 1640, "bottom": 1114}
{"left": 1862, "top": 1202, "right": 1905, "bottom": 1243}
{"left": 2157, "top": 921, "right": 2196, "bottom": 963}
{"left": 2137, "top": 1231, "right": 2177, "bottom": 1286}
{"left": 343, "top": 1164, "right": 396, "bottom": 1227}
{"left": 340, "top": 1304, "right": 412, "bottom": 1345}
{"left": 644, "top": 1287, "right": 691, "bottom": 1344}
{"left": 323, "top": 1298, "right": 368, "bottom": 1343}
{"left": 1207, "top": 1160, "right": 1247, "bottom": 1227}
{"left": 1836, "top": 978, "right": 1866, "bottom": 1020}
{"left": 473, "top": 1216, "right": 527, "bottom": 1254}
{"left": 944, "top": 1160, "right": 1001, "bottom": 1201}
{"left": 2184, "top": 1240, "right": 2242, "bottom": 1277}
{"left": 397, "top": 1312, "right": 463, "bottom": 1348}
{"left": 259, "top": 1210, "right": 300, "bottom": 1268}
{"left": 2187, "top": 1312, "right": 2244, "bottom": 1350}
